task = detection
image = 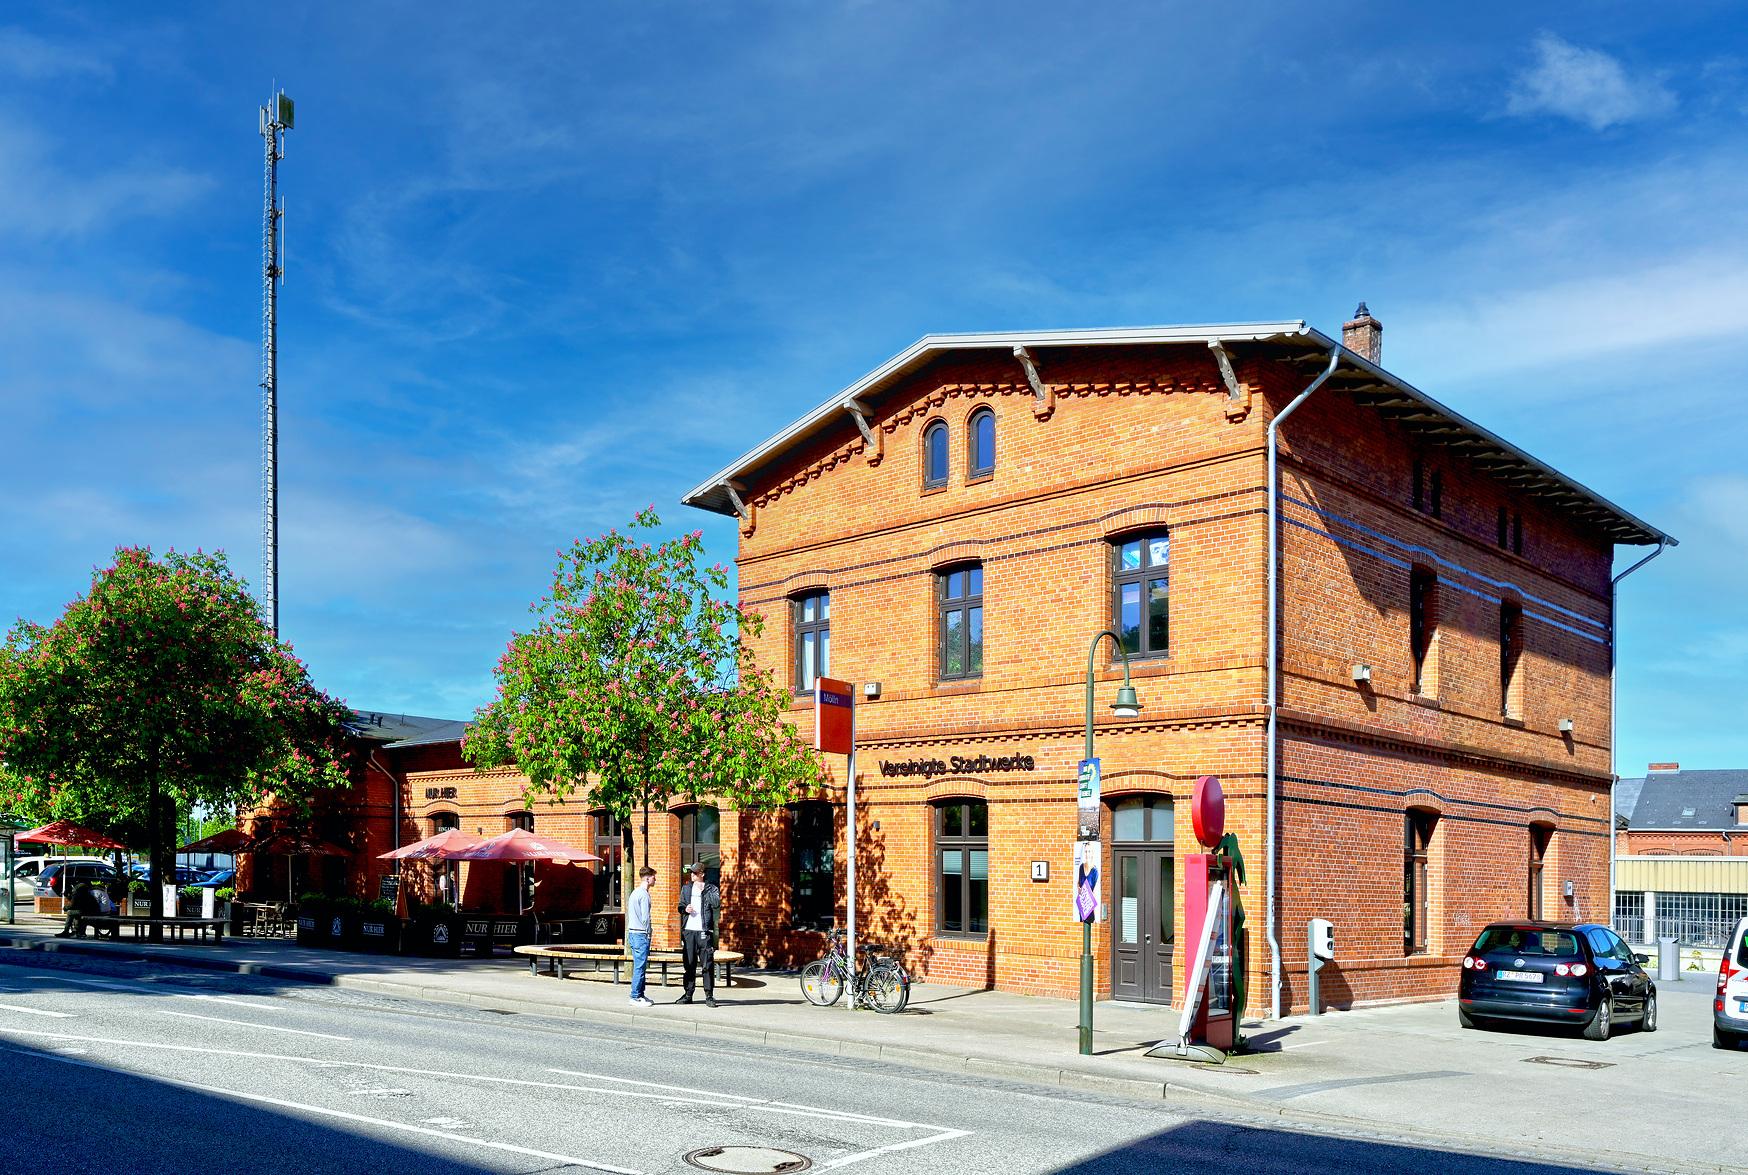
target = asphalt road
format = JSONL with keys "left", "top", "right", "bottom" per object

{"left": 0, "top": 953, "right": 1671, "bottom": 1175}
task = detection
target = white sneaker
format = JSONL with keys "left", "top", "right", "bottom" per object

{"left": 637, "top": 996, "right": 655, "bottom": 1007}
{"left": 628, "top": 996, "right": 644, "bottom": 1007}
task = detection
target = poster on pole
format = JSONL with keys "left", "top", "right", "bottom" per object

{"left": 1075, "top": 757, "right": 1101, "bottom": 841}
{"left": 1073, "top": 839, "right": 1101, "bottom": 923}
{"left": 814, "top": 677, "right": 854, "bottom": 756}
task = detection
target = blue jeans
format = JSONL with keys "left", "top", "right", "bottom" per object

{"left": 628, "top": 930, "right": 652, "bottom": 999}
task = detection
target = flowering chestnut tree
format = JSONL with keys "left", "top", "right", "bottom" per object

{"left": 464, "top": 508, "right": 823, "bottom": 878}
{"left": 0, "top": 547, "right": 353, "bottom": 916}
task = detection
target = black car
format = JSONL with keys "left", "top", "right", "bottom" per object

{"left": 1458, "top": 921, "right": 1656, "bottom": 1041}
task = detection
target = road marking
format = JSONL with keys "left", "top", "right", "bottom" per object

{"left": 544, "top": 1068, "right": 927, "bottom": 1128}
{"left": 422, "top": 1116, "right": 471, "bottom": 1130}
{"left": 0, "top": 1002, "right": 74, "bottom": 1018}
{"left": 150, "top": 1009, "right": 351, "bottom": 1041}
{"left": 0, "top": 1029, "right": 972, "bottom": 1159}
{"left": 42, "top": 975, "right": 279, "bottom": 1010}
{"left": 819, "top": 1128, "right": 973, "bottom": 1169}
{"left": 3, "top": 1044, "right": 640, "bottom": 1175}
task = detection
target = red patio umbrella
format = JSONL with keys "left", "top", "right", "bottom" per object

{"left": 177, "top": 828, "right": 251, "bottom": 854}
{"left": 446, "top": 828, "right": 600, "bottom": 863}
{"left": 447, "top": 828, "right": 602, "bottom": 917}
{"left": 376, "top": 829, "right": 482, "bottom": 860}
{"left": 17, "top": 820, "right": 129, "bottom": 851}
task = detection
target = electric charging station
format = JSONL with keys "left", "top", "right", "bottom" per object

{"left": 1308, "top": 918, "right": 1335, "bottom": 1014}
{"left": 1150, "top": 775, "right": 1250, "bottom": 1063}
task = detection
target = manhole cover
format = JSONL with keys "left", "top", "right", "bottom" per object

{"left": 1523, "top": 1055, "right": 1614, "bottom": 1070}
{"left": 683, "top": 1145, "right": 813, "bottom": 1173}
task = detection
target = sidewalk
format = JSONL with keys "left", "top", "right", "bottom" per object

{"left": 1, "top": 914, "right": 1739, "bottom": 1173}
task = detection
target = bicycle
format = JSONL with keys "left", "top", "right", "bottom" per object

{"left": 800, "top": 928, "right": 911, "bottom": 1013}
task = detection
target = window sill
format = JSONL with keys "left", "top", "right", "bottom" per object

{"left": 966, "top": 470, "right": 994, "bottom": 485}
{"left": 1501, "top": 714, "right": 1526, "bottom": 728}
{"left": 932, "top": 932, "right": 990, "bottom": 944}
{"left": 931, "top": 679, "right": 983, "bottom": 695}
{"left": 1408, "top": 693, "right": 1442, "bottom": 710}
{"left": 922, "top": 484, "right": 948, "bottom": 497}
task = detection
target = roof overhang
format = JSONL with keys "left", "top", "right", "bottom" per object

{"left": 680, "top": 322, "right": 1673, "bottom": 547}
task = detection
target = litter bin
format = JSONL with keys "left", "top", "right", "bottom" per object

{"left": 1657, "top": 936, "right": 1679, "bottom": 982}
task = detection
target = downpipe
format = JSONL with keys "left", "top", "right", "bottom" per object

{"left": 1266, "top": 347, "right": 1341, "bottom": 1022}
{"left": 1607, "top": 537, "right": 1672, "bottom": 928}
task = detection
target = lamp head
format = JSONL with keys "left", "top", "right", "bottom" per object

{"left": 1110, "top": 684, "right": 1141, "bottom": 718}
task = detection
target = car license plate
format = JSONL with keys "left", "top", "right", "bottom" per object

{"left": 1496, "top": 969, "right": 1543, "bottom": 983}
{"left": 1738, "top": 998, "right": 1748, "bottom": 1013}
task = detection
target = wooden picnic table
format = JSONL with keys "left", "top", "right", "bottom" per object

{"left": 514, "top": 942, "right": 743, "bottom": 986}
{"left": 82, "top": 915, "right": 228, "bottom": 943}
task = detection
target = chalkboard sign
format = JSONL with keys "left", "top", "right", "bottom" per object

{"left": 378, "top": 875, "right": 401, "bottom": 903}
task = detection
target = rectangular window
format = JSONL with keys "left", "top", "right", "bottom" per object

{"left": 790, "top": 802, "right": 835, "bottom": 931}
{"left": 792, "top": 591, "right": 830, "bottom": 695}
{"left": 1112, "top": 534, "right": 1169, "bottom": 658}
{"left": 1429, "top": 471, "right": 1443, "bottom": 519}
{"left": 1528, "top": 825, "right": 1551, "bottom": 920}
{"left": 1512, "top": 513, "right": 1523, "bottom": 556}
{"left": 936, "top": 800, "right": 989, "bottom": 936}
{"left": 1500, "top": 602, "right": 1523, "bottom": 717}
{"left": 1410, "top": 569, "right": 1436, "bottom": 695}
{"left": 1404, "top": 811, "right": 1435, "bottom": 955}
{"left": 1412, "top": 459, "right": 1424, "bottom": 511}
{"left": 937, "top": 565, "right": 983, "bottom": 681}
{"left": 592, "top": 812, "right": 623, "bottom": 913}
{"left": 1612, "top": 891, "right": 1645, "bottom": 945}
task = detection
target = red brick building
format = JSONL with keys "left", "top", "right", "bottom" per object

{"left": 674, "top": 309, "right": 1672, "bottom": 1015}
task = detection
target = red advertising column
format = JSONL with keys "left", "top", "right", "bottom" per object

{"left": 1183, "top": 775, "right": 1236, "bottom": 1052}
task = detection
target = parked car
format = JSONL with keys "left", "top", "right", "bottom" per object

{"left": 9, "top": 857, "right": 86, "bottom": 905}
{"left": 1716, "top": 916, "right": 1748, "bottom": 1050}
{"left": 35, "top": 860, "right": 119, "bottom": 897}
{"left": 192, "top": 869, "right": 235, "bottom": 889}
{"left": 130, "top": 864, "right": 206, "bottom": 886}
{"left": 1458, "top": 921, "right": 1656, "bottom": 1041}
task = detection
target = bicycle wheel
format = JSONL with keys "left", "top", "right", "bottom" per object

{"left": 800, "top": 958, "right": 843, "bottom": 1006}
{"left": 866, "top": 962, "right": 910, "bottom": 1014}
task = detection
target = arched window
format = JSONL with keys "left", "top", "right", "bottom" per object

{"left": 429, "top": 811, "right": 459, "bottom": 835}
{"left": 923, "top": 420, "right": 948, "bottom": 489}
{"left": 967, "top": 408, "right": 995, "bottom": 478}
{"left": 937, "top": 563, "right": 984, "bottom": 680}
{"left": 790, "top": 802, "right": 835, "bottom": 931}
{"left": 935, "top": 799, "right": 989, "bottom": 936}
{"left": 792, "top": 590, "right": 830, "bottom": 695}
{"left": 1111, "top": 533, "right": 1169, "bottom": 658}
{"left": 678, "top": 805, "right": 721, "bottom": 886}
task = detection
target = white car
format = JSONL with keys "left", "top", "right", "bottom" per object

{"left": 9, "top": 857, "right": 79, "bottom": 906}
{"left": 1717, "top": 916, "right": 1748, "bottom": 1050}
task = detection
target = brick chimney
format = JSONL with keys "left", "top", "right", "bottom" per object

{"left": 1342, "top": 302, "right": 1382, "bottom": 364}
{"left": 1647, "top": 762, "right": 1680, "bottom": 773}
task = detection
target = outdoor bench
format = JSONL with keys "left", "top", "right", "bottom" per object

{"left": 80, "top": 916, "right": 228, "bottom": 943}
{"left": 513, "top": 943, "right": 743, "bottom": 986}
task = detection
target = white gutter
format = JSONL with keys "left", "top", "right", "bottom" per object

{"left": 1607, "top": 537, "right": 1674, "bottom": 928}
{"left": 1265, "top": 346, "right": 1342, "bottom": 1022}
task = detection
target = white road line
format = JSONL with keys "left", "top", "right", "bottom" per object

{"left": 0, "top": 1002, "right": 74, "bottom": 1018}
{"left": 42, "top": 975, "right": 279, "bottom": 1010}
{"left": 545, "top": 1067, "right": 926, "bottom": 1129}
{"left": 819, "top": 1129, "right": 974, "bottom": 1169}
{"left": 150, "top": 1009, "right": 351, "bottom": 1041}
{"left": 0, "top": 1030, "right": 972, "bottom": 1148}
{"left": 4, "top": 1045, "right": 640, "bottom": 1175}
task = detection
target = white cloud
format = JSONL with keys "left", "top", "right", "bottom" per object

{"left": 0, "top": 27, "right": 111, "bottom": 81}
{"left": 1507, "top": 33, "right": 1675, "bottom": 131}
{"left": 0, "top": 114, "right": 209, "bottom": 240}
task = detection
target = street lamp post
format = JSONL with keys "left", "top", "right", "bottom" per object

{"left": 1080, "top": 629, "right": 1142, "bottom": 1056}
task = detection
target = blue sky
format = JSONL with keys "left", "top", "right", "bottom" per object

{"left": 0, "top": 3, "right": 1742, "bottom": 773}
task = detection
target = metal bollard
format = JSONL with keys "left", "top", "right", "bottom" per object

{"left": 1657, "top": 936, "right": 1679, "bottom": 982}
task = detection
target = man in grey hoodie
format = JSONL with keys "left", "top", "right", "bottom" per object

{"left": 627, "top": 866, "right": 656, "bottom": 1007}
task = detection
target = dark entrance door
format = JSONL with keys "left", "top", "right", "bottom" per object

{"left": 1108, "top": 796, "right": 1175, "bottom": 1004}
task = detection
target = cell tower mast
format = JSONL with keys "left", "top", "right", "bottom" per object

{"left": 258, "top": 90, "right": 293, "bottom": 637}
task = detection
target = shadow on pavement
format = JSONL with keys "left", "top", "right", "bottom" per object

{"left": 1054, "top": 1119, "right": 1593, "bottom": 1174}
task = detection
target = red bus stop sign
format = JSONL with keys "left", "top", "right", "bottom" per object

{"left": 814, "top": 677, "right": 854, "bottom": 755}
{"left": 1190, "top": 775, "right": 1225, "bottom": 848}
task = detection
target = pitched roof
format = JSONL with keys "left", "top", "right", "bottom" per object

{"left": 1619, "top": 768, "right": 1748, "bottom": 830}
{"left": 346, "top": 710, "right": 467, "bottom": 747}
{"left": 679, "top": 322, "right": 1673, "bottom": 547}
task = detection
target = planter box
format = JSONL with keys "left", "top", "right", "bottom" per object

{"left": 412, "top": 914, "right": 463, "bottom": 957}
{"left": 355, "top": 915, "right": 401, "bottom": 954}
{"left": 295, "top": 912, "right": 325, "bottom": 946}
{"left": 127, "top": 897, "right": 151, "bottom": 917}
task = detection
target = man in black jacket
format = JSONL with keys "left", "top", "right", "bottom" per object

{"left": 57, "top": 881, "right": 101, "bottom": 938}
{"left": 675, "top": 861, "right": 721, "bottom": 1007}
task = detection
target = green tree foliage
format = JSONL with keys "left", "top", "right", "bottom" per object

{"left": 465, "top": 509, "right": 823, "bottom": 875}
{"left": 0, "top": 547, "right": 353, "bottom": 912}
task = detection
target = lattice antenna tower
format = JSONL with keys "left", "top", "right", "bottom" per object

{"left": 258, "top": 90, "right": 293, "bottom": 636}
